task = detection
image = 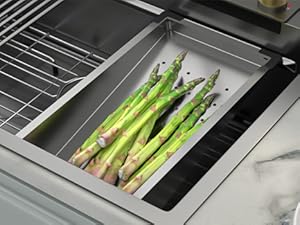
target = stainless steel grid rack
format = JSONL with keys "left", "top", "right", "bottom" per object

{"left": 0, "top": 0, "right": 105, "bottom": 134}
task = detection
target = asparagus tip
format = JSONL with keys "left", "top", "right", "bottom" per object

{"left": 153, "top": 63, "right": 160, "bottom": 74}
{"left": 193, "top": 77, "right": 206, "bottom": 86}
{"left": 177, "top": 50, "right": 188, "bottom": 62}
{"left": 211, "top": 69, "right": 220, "bottom": 80}
{"left": 197, "top": 77, "right": 206, "bottom": 83}
{"left": 205, "top": 93, "right": 218, "bottom": 106}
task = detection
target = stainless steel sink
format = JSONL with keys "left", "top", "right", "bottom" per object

{"left": 19, "top": 12, "right": 290, "bottom": 211}
{"left": 0, "top": 1, "right": 298, "bottom": 224}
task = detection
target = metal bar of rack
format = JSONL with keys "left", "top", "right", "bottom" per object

{"left": 0, "top": 0, "right": 106, "bottom": 134}
{"left": 0, "top": 0, "right": 39, "bottom": 28}
{"left": 0, "top": 0, "right": 64, "bottom": 46}
{"left": 0, "top": 0, "right": 15, "bottom": 11}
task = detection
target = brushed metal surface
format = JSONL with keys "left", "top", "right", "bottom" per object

{"left": 5, "top": 14, "right": 282, "bottom": 224}
{"left": 0, "top": 146, "right": 149, "bottom": 225}
{"left": 0, "top": 170, "right": 99, "bottom": 225}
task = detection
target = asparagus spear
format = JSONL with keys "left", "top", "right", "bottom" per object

{"left": 98, "top": 51, "right": 188, "bottom": 148}
{"left": 124, "top": 113, "right": 159, "bottom": 166}
{"left": 160, "top": 65, "right": 180, "bottom": 96}
{"left": 85, "top": 130, "right": 133, "bottom": 177}
{"left": 96, "top": 78, "right": 204, "bottom": 177}
{"left": 69, "top": 65, "right": 160, "bottom": 166}
{"left": 103, "top": 134, "right": 137, "bottom": 184}
{"left": 118, "top": 64, "right": 161, "bottom": 121}
{"left": 71, "top": 142, "right": 102, "bottom": 167}
{"left": 117, "top": 179, "right": 127, "bottom": 189}
{"left": 103, "top": 151, "right": 127, "bottom": 185}
{"left": 122, "top": 123, "right": 203, "bottom": 194}
{"left": 84, "top": 149, "right": 104, "bottom": 173}
{"left": 119, "top": 78, "right": 215, "bottom": 181}
{"left": 140, "top": 95, "right": 215, "bottom": 170}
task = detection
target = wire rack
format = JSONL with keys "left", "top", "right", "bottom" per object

{"left": 0, "top": 0, "right": 105, "bottom": 134}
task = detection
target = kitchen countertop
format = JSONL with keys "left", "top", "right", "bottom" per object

{"left": 187, "top": 98, "right": 300, "bottom": 225}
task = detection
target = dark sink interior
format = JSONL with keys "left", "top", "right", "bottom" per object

{"left": 37, "top": 0, "right": 154, "bottom": 56}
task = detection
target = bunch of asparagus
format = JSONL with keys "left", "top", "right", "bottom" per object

{"left": 69, "top": 51, "right": 219, "bottom": 193}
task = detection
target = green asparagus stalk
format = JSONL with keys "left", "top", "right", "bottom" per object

{"left": 69, "top": 65, "right": 160, "bottom": 166}
{"left": 85, "top": 139, "right": 118, "bottom": 177}
{"left": 103, "top": 134, "right": 137, "bottom": 184}
{"left": 118, "top": 78, "right": 215, "bottom": 181}
{"left": 140, "top": 95, "right": 215, "bottom": 170}
{"left": 122, "top": 123, "right": 203, "bottom": 194}
{"left": 103, "top": 151, "right": 128, "bottom": 185}
{"left": 118, "top": 64, "right": 161, "bottom": 121}
{"left": 124, "top": 113, "right": 159, "bottom": 166}
{"left": 160, "top": 64, "right": 181, "bottom": 96}
{"left": 117, "top": 114, "right": 160, "bottom": 189}
{"left": 95, "top": 78, "right": 204, "bottom": 177}
{"left": 98, "top": 51, "right": 188, "bottom": 148}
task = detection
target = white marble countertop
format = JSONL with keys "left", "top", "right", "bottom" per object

{"left": 187, "top": 99, "right": 300, "bottom": 225}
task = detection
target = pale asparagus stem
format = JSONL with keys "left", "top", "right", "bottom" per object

{"left": 97, "top": 78, "right": 204, "bottom": 177}
{"left": 71, "top": 142, "right": 101, "bottom": 167}
{"left": 117, "top": 179, "right": 127, "bottom": 189}
{"left": 86, "top": 127, "right": 139, "bottom": 179}
{"left": 103, "top": 134, "right": 137, "bottom": 184}
{"left": 99, "top": 51, "right": 188, "bottom": 148}
{"left": 118, "top": 78, "right": 216, "bottom": 181}
{"left": 124, "top": 113, "right": 159, "bottom": 166}
{"left": 69, "top": 65, "right": 160, "bottom": 166}
{"left": 122, "top": 123, "right": 203, "bottom": 194}
{"left": 84, "top": 150, "right": 104, "bottom": 173}
{"left": 103, "top": 152, "right": 127, "bottom": 185}
{"left": 85, "top": 137, "right": 120, "bottom": 178}
{"left": 117, "top": 114, "right": 159, "bottom": 189}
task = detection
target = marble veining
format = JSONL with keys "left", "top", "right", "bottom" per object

{"left": 187, "top": 100, "right": 300, "bottom": 225}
